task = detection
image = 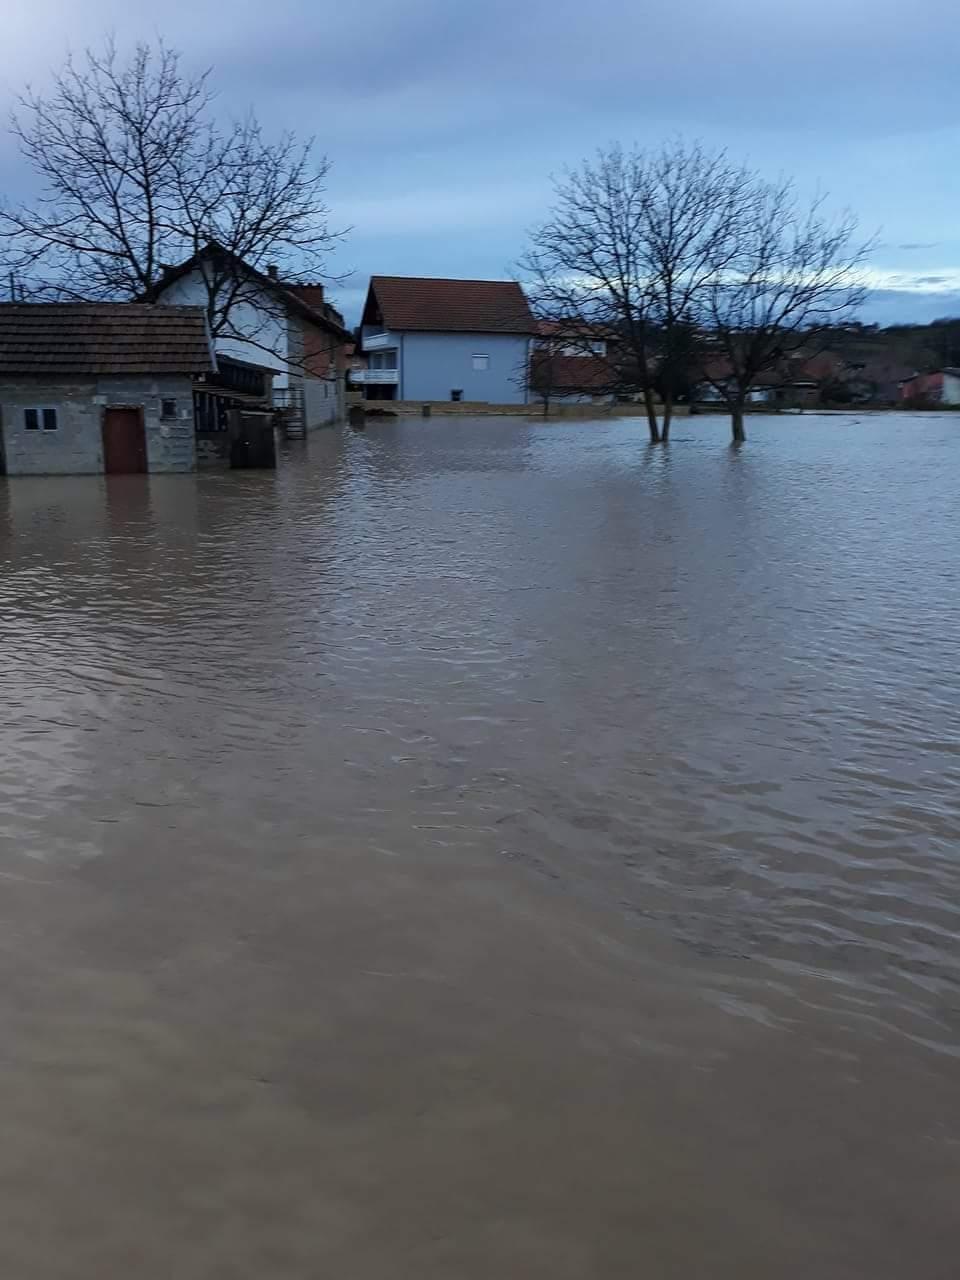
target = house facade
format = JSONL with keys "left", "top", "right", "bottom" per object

{"left": 529, "top": 321, "right": 616, "bottom": 406}
{"left": 899, "top": 369, "right": 960, "bottom": 405}
{"left": 357, "top": 276, "right": 535, "bottom": 404}
{"left": 0, "top": 304, "right": 215, "bottom": 476}
{"left": 695, "top": 352, "right": 836, "bottom": 409}
{"left": 153, "top": 245, "right": 351, "bottom": 433}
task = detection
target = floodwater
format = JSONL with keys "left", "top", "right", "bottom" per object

{"left": 1, "top": 411, "right": 958, "bottom": 1277}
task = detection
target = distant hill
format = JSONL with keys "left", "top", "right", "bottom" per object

{"left": 831, "top": 317, "right": 960, "bottom": 374}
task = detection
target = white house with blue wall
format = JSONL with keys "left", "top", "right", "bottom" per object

{"left": 153, "top": 243, "right": 350, "bottom": 434}
{"left": 357, "top": 276, "right": 535, "bottom": 405}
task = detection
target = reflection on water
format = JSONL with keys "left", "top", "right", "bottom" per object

{"left": 1, "top": 413, "right": 958, "bottom": 1277}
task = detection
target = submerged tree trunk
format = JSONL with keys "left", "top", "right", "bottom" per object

{"left": 661, "top": 393, "right": 674, "bottom": 443}
{"left": 643, "top": 388, "right": 662, "bottom": 443}
{"left": 730, "top": 400, "right": 747, "bottom": 444}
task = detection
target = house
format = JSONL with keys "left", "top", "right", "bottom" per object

{"left": 694, "top": 353, "right": 829, "bottom": 410}
{"left": 899, "top": 368, "right": 960, "bottom": 405}
{"left": 357, "top": 276, "right": 536, "bottom": 404}
{"left": 0, "top": 303, "right": 215, "bottom": 476}
{"left": 695, "top": 376, "right": 777, "bottom": 407}
{"left": 529, "top": 320, "right": 616, "bottom": 406}
{"left": 153, "top": 243, "right": 352, "bottom": 434}
{"left": 843, "top": 359, "right": 915, "bottom": 405}
{"left": 696, "top": 372, "right": 820, "bottom": 409}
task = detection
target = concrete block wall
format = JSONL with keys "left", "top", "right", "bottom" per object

{"left": 96, "top": 375, "right": 196, "bottom": 472}
{"left": 0, "top": 375, "right": 196, "bottom": 474}
{"left": 1, "top": 380, "right": 103, "bottom": 474}
{"left": 303, "top": 375, "right": 343, "bottom": 428}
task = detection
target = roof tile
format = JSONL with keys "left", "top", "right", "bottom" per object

{"left": 0, "top": 304, "right": 215, "bottom": 376}
{"left": 367, "top": 277, "right": 535, "bottom": 334}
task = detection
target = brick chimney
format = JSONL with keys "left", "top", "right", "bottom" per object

{"left": 291, "top": 283, "right": 325, "bottom": 308}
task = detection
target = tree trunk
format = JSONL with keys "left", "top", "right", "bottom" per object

{"left": 643, "top": 388, "right": 661, "bottom": 443}
{"left": 730, "top": 401, "right": 747, "bottom": 444}
{"left": 661, "top": 394, "right": 673, "bottom": 443}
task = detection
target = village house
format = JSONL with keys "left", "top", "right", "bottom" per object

{"left": 899, "top": 368, "right": 960, "bottom": 405}
{"left": 357, "top": 276, "right": 536, "bottom": 405}
{"left": 694, "top": 352, "right": 840, "bottom": 410}
{"left": 0, "top": 304, "right": 215, "bottom": 476}
{"left": 528, "top": 320, "right": 616, "bottom": 407}
{"left": 153, "top": 243, "right": 351, "bottom": 435}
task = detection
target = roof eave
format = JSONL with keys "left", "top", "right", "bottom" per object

{"left": 393, "top": 328, "right": 535, "bottom": 336}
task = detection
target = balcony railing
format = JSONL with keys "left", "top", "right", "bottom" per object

{"left": 351, "top": 368, "right": 399, "bottom": 384}
{"left": 361, "top": 330, "right": 396, "bottom": 352}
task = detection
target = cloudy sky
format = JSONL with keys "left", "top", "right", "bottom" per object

{"left": 2, "top": 0, "right": 958, "bottom": 324}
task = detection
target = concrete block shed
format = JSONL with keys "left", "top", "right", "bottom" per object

{"left": 0, "top": 303, "right": 216, "bottom": 476}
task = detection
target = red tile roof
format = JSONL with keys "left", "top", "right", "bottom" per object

{"left": 536, "top": 319, "right": 617, "bottom": 341}
{"left": 0, "top": 304, "right": 215, "bottom": 376}
{"left": 531, "top": 352, "right": 611, "bottom": 391}
{"left": 366, "top": 276, "right": 535, "bottom": 334}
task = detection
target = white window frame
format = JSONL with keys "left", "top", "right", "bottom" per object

{"left": 472, "top": 353, "right": 489, "bottom": 371}
{"left": 23, "top": 406, "right": 59, "bottom": 432}
{"left": 559, "top": 340, "right": 606, "bottom": 357}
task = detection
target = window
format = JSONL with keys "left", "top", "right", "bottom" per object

{"left": 24, "top": 407, "right": 58, "bottom": 431}
{"left": 160, "top": 398, "right": 178, "bottom": 420}
{"left": 369, "top": 350, "right": 397, "bottom": 371}
{"left": 472, "top": 354, "right": 489, "bottom": 371}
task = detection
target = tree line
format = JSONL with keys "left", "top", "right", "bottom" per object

{"left": 1, "top": 40, "right": 870, "bottom": 444}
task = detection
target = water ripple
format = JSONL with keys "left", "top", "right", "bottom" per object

{"left": 2, "top": 414, "right": 960, "bottom": 1053}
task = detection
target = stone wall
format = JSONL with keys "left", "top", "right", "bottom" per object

{"left": 0, "top": 375, "right": 196, "bottom": 475}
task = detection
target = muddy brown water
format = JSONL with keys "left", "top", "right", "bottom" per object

{"left": 1, "top": 412, "right": 958, "bottom": 1277}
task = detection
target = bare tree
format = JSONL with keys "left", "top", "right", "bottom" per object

{"left": 2, "top": 41, "right": 208, "bottom": 299}
{"left": 520, "top": 141, "right": 756, "bottom": 443}
{"left": 526, "top": 342, "right": 560, "bottom": 415}
{"left": 1, "top": 38, "right": 338, "bottom": 338}
{"left": 698, "top": 183, "right": 870, "bottom": 443}
{"left": 166, "top": 114, "right": 338, "bottom": 350}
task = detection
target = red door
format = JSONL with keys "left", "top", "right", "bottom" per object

{"left": 102, "top": 407, "right": 147, "bottom": 474}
